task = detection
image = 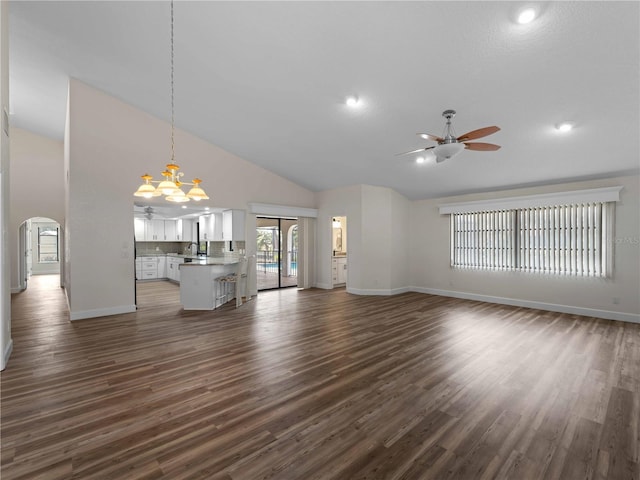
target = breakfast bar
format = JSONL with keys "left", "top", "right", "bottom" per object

{"left": 179, "top": 257, "right": 239, "bottom": 310}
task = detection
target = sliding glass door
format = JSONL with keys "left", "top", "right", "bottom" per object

{"left": 256, "top": 217, "right": 298, "bottom": 290}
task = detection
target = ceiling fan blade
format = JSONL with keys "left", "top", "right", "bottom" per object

{"left": 464, "top": 142, "right": 501, "bottom": 151}
{"left": 396, "top": 146, "right": 436, "bottom": 156}
{"left": 417, "top": 133, "right": 444, "bottom": 142}
{"left": 457, "top": 126, "right": 500, "bottom": 142}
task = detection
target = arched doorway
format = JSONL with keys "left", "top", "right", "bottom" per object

{"left": 17, "top": 216, "right": 62, "bottom": 291}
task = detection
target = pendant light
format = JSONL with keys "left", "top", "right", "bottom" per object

{"left": 134, "top": 1, "right": 209, "bottom": 202}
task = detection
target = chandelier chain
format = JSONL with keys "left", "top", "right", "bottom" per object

{"left": 170, "top": 0, "right": 175, "bottom": 163}
{"left": 133, "top": 0, "right": 209, "bottom": 202}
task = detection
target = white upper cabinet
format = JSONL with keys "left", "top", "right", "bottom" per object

{"left": 134, "top": 218, "right": 146, "bottom": 241}
{"left": 148, "top": 220, "right": 165, "bottom": 241}
{"left": 164, "top": 220, "right": 177, "bottom": 241}
{"left": 212, "top": 213, "right": 223, "bottom": 241}
{"left": 176, "top": 219, "right": 193, "bottom": 242}
{"left": 199, "top": 215, "right": 215, "bottom": 241}
{"left": 222, "top": 210, "right": 245, "bottom": 241}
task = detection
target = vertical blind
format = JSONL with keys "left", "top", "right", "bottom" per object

{"left": 451, "top": 202, "right": 612, "bottom": 277}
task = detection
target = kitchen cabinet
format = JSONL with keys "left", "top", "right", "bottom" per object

{"left": 164, "top": 221, "right": 177, "bottom": 241}
{"left": 212, "top": 213, "right": 223, "bottom": 241}
{"left": 176, "top": 219, "right": 193, "bottom": 242}
{"left": 332, "top": 257, "right": 347, "bottom": 285}
{"left": 147, "top": 220, "right": 165, "bottom": 241}
{"left": 134, "top": 218, "right": 146, "bottom": 241}
{"left": 137, "top": 257, "right": 159, "bottom": 280}
{"left": 199, "top": 215, "right": 214, "bottom": 241}
{"left": 157, "top": 256, "right": 167, "bottom": 278}
{"left": 222, "top": 210, "right": 245, "bottom": 241}
{"left": 135, "top": 256, "right": 168, "bottom": 280}
{"left": 135, "top": 219, "right": 194, "bottom": 241}
{"left": 166, "top": 256, "right": 184, "bottom": 282}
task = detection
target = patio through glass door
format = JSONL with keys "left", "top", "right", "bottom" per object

{"left": 256, "top": 217, "right": 298, "bottom": 290}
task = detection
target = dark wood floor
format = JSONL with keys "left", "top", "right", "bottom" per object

{"left": 2, "top": 275, "right": 639, "bottom": 480}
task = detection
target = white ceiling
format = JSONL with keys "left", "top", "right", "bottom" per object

{"left": 9, "top": 1, "right": 640, "bottom": 200}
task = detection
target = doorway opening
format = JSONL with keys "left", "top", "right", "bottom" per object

{"left": 256, "top": 217, "right": 298, "bottom": 290}
{"left": 17, "top": 216, "right": 63, "bottom": 292}
{"left": 331, "top": 216, "right": 347, "bottom": 288}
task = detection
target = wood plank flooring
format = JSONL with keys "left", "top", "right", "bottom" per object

{"left": 2, "top": 275, "right": 639, "bottom": 480}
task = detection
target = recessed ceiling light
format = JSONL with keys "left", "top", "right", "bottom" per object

{"left": 416, "top": 157, "right": 426, "bottom": 164}
{"left": 518, "top": 8, "right": 536, "bottom": 24}
{"left": 204, "top": 207, "right": 210, "bottom": 210}
{"left": 346, "top": 96, "right": 360, "bottom": 107}
{"left": 557, "top": 122, "right": 574, "bottom": 132}
{"left": 181, "top": 205, "right": 187, "bottom": 209}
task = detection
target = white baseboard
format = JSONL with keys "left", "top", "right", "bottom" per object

{"left": 10, "top": 287, "right": 24, "bottom": 294}
{"left": 410, "top": 287, "right": 640, "bottom": 324}
{"left": 315, "top": 282, "right": 333, "bottom": 290}
{"left": 1, "top": 339, "right": 13, "bottom": 371}
{"left": 347, "top": 286, "right": 411, "bottom": 296}
{"left": 70, "top": 304, "right": 137, "bottom": 321}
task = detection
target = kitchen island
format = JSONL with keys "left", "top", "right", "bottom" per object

{"left": 179, "top": 257, "right": 239, "bottom": 310}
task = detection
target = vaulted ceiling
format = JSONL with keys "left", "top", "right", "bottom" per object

{"left": 9, "top": 1, "right": 640, "bottom": 200}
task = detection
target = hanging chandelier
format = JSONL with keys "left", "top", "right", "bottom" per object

{"left": 134, "top": 0, "right": 209, "bottom": 203}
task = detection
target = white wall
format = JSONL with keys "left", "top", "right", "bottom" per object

{"left": 316, "top": 185, "right": 362, "bottom": 290}
{"left": 409, "top": 175, "right": 640, "bottom": 322}
{"left": 65, "top": 79, "right": 316, "bottom": 320}
{"left": 359, "top": 185, "right": 411, "bottom": 294}
{"left": 9, "top": 128, "right": 64, "bottom": 290}
{"left": 316, "top": 184, "right": 411, "bottom": 294}
{"left": 0, "top": 1, "right": 11, "bottom": 370}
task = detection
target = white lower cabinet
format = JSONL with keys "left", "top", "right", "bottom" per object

{"left": 332, "top": 257, "right": 347, "bottom": 286}
{"left": 136, "top": 256, "right": 167, "bottom": 280}
{"left": 140, "top": 258, "right": 158, "bottom": 280}
{"left": 166, "top": 257, "right": 184, "bottom": 283}
{"left": 157, "top": 257, "right": 167, "bottom": 278}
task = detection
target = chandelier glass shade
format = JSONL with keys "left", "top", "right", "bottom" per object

{"left": 134, "top": 164, "right": 210, "bottom": 201}
{"left": 133, "top": 0, "right": 209, "bottom": 203}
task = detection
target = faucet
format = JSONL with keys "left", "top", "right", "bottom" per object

{"left": 185, "top": 242, "right": 198, "bottom": 255}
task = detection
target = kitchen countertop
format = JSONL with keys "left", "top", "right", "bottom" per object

{"left": 179, "top": 257, "right": 239, "bottom": 266}
{"left": 136, "top": 253, "right": 203, "bottom": 259}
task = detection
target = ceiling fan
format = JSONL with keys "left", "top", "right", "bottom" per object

{"left": 398, "top": 109, "right": 500, "bottom": 163}
{"left": 144, "top": 206, "right": 154, "bottom": 220}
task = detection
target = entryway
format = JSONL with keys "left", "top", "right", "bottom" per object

{"left": 16, "top": 216, "right": 63, "bottom": 292}
{"left": 256, "top": 217, "right": 298, "bottom": 290}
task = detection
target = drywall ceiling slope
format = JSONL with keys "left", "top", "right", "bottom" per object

{"left": 9, "top": 1, "right": 640, "bottom": 200}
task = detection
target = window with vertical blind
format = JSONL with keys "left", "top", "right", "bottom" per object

{"left": 441, "top": 187, "right": 621, "bottom": 278}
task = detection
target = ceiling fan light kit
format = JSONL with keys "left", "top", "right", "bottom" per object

{"left": 517, "top": 8, "right": 536, "bottom": 24}
{"left": 556, "top": 122, "right": 574, "bottom": 132}
{"left": 398, "top": 109, "right": 501, "bottom": 164}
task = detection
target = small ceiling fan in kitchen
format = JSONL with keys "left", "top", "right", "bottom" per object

{"left": 144, "top": 206, "right": 154, "bottom": 220}
{"left": 397, "top": 109, "right": 501, "bottom": 163}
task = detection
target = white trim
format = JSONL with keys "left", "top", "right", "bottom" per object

{"left": 315, "top": 282, "right": 333, "bottom": 290}
{"left": 438, "top": 186, "right": 623, "bottom": 214}
{"left": 11, "top": 287, "right": 24, "bottom": 294}
{"left": 410, "top": 287, "right": 639, "bottom": 324}
{"left": 70, "top": 304, "right": 136, "bottom": 321}
{"left": 248, "top": 203, "right": 318, "bottom": 218}
{"left": 347, "top": 286, "right": 411, "bottom": 296}
{"left": 1, "top": 339, "right": 13, "bottom": 371}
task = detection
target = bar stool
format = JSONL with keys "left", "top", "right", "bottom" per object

{"left": 216, "top": 257, "right": 248, "bottom": 308}
{"left": 215, "top": 272, "right": 236, "bottom": 307}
